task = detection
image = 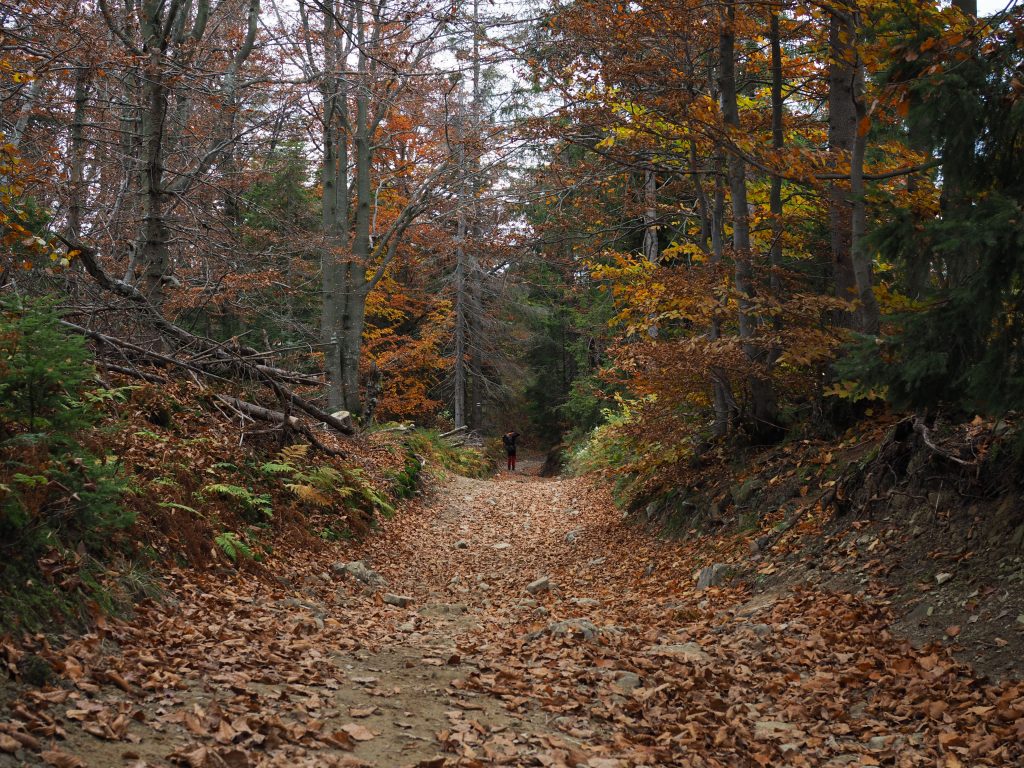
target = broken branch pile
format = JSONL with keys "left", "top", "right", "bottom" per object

{"left": 57, "top": 240, "right": 352, "bottom": 451}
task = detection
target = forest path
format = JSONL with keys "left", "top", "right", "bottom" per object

{"left": 4, "top": 468, "right": 1023, "bottom": 767}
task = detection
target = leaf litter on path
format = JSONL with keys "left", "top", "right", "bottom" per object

{"left": 2, "top": 469, "right": 1022, "bottom": 767}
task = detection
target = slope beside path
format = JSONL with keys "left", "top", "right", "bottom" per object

{"left": 2, "top": 467, "right": 1022, "bottom": 767}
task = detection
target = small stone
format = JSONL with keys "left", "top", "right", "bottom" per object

{"left": 696, "top": 563, "right": 732, "bottom": 590}
{"left": 648, "top": 642, "right": 710, "bottom": 663}
{"left": 383, "top": 593, "right": 414, "bottom": 607}
{"left": 611, "top": 671, "right": 641, "bottom": 692}
{"left": 493, "top": 542, "right": 511, "bottom": 550}
{"left": 565, "top": 529, "right": 581, "bottom": 543}
{"left": 334, "top": 560, "right": 387, "bottom": 587}
{"left": 570, "top": 597, "right": 601, "bottom": 607}
{"left": 455, "top": 539, "right": 469, "bottom": 549}
{"left": 526, "top": 576, "right": 551, "bottom": 595}
{"left": 751, "top": 623, "right": 773, "bottom": 638}
{"left": 935, "top": 572, "right": 954, "bottom": 586}
{"left": 1016, "top": 614, "right": 1024, "bottom": 626}
{"left": 397, "top": 620, "right": 417, "bottom": 632}
{"left": 587, "top": 557, "right": 607, "bottom": 567}
{"left": 528, "top": 618, "right": 598, "bottom": 642}
{"left": 867, "top": 736, "right": 887, "bottom": 751}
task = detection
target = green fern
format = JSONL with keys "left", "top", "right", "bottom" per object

{"left": 214, "top": 531, "right": 253, "bottom": 562}
{"left": 260, "top": 461, "right": 294, "bottom": 475}
{"left": 202, "top": 483, "right": 273, "bottom": 519}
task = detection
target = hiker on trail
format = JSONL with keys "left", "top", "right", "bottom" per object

{"left": 502, "top": 430, "right": 521, "bottom": 471}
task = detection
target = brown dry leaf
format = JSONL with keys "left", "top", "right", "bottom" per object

{"left": 169, "top": 745, "right": 217, "bottom": 768}
{"left": 347, "top": 706, "right": 378, "bottom": 718}
{"left": 340, "top": 722, "right": 377, "bottom": 741}
{"left": 214, "top": 719, "right": 237, "bottom": 745}
{"left": 945, "top": 625, "right": 962, "bottom": 638}
{"left": 220, "top": 748, "right": 250, "bottom": 768}
{"left": 41, "top": 749, "right": 88, "bottom": 768}
{"left": 0, "top": 733, "right": 20, "bottom": 754}
{"left": 321, "top": 731, "right": 356, "bottom": 750}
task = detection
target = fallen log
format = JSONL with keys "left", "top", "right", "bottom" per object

{"left": 372, "top": 423, "right": 415, "bottom": 435}
{"left": 61, "top": 320, "right": 230, "bottom": 381}
{"left": 58, "top": 240, "right": 354, "bottom": 436}
{"left": 97, "top": 362, "right": 167, "bottom": 385}
{"left": 214, "top": 395, "right": 346, "bottom": 458}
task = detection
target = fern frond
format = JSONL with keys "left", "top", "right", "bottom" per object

{"left": 285, "top": 483, "right": 333, "bottom": 507}
{"left": 260, "top": 462, "right": 294, "bottom": 475}
{"left": 307, "top": 466, "right": 344, "bottom": 491}
{"left": 279, "top": 444, "right": 309, "bottom": 464}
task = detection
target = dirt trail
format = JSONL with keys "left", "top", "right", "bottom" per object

{"left": 2, "top": 468, "right": 1023, "bottom": 767}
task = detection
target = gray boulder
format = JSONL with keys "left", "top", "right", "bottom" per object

{"left": 696, "top": 563, "right": 733, "bottom": 590}
{"left": 526, "top": 576, "right": 551, "bottom": 594}
{"left": 332, "top": 560, "right": 387, "bottom": 587}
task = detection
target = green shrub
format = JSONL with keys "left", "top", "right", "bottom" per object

{"left": 0, "top": 299, "right": 134, "bottom": 632}
{"left": 402, "top": 429, "right": 491, "bottom": 478}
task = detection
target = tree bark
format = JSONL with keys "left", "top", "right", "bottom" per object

{"left": 768, "top": 11, "right": 784, "bottom": 298}
{"left": 827, "top": 6, "right": 858, "bottom": 323}
{"left": 829, "top": 1, "right": 878, "bottom": 333}
{"left": 67, "top": 67, "right": 91, "bottom": 241}
{"left": 719, "top": 0, "right": 778, "bottom": 436}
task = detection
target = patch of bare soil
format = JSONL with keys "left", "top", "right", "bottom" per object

{"left": 757, "top": 490, "right": 1024, "bottom": 683}
{"left": 2, "top": 465, "right": 1023, "bottom": 767}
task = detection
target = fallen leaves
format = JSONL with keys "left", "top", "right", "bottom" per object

{"left": 2, "top": 470, "right": 1022, "bottom": 768}
{"left": 328, "top": 723, "right": 374, "bottom": 745}
{"left": 40, "top": 748, "right": 87, "bottom": 768}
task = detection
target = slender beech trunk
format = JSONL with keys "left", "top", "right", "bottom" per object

{"left": 137, "top": 36, "right": 170, "bottom": 305}
{"left": 641, "top": 165, "right": 659, "bottom": 263}
{"left": 691, "top": 144, "right": 712, "bottom": 254}
{"left": 828, "top": 1, "right": 878, "bottom": 333}
{"left": 719, "top": 0, "right": 778, "bottom": 435}
{"left": 453, "top": 105, "right": 469, "bottom": 428}
{"left": 9, "top": 77, "right": 43, "bottom": 150}
{"left": 318, "top": 4, "right": 349, "bottom": 410}
{"left": 849, "top": 46, "right": 879, "bottom": 333}
{"left": 768, "top": 12, "right": 784, "bottom": 300}
{"left": 467, "top": 0, "right": 486, "bottom": 429}
{"left": 67, "top": 68, "right": 91, "bottom": 240}
{"left": 827, "top": 8, "right": 858, "bottom": 322}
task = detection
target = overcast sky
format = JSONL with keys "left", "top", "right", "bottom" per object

{"left": 977, "top": 0, "right": 1020, "bottom": 14}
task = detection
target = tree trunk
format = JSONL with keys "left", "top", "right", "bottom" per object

{"left": 67, "top": 67, "right": 91, "bottom": 240}
{"left": 719, "top": 0, "right": 778, "bottom": 436}
{"left": 849, "top": 45, "right": 879, "bottom": 333}
{"left": 453, "top": 106, "right": 469, "bottom": 428}
{"left": 136, "top": 51, "right": 170, "bottom": 305}
{"left": 828, "top": 7, "right": 858, "bottom": 322}
{"left": 641, "top": 165, "right": 658, "bottom": 263}
{"left": 829, "top": 2, "right": 878, "bottom": 333}
{"left": 768, "top": 11, "right": 784, "bottom": 299}
{"left": 317, "top": 2, "right": 350, "bottom": 410}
